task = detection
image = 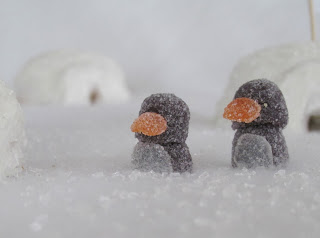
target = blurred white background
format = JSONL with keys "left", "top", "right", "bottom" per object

{"left": 0, "top": 0, "right": 311, "bottom": 107}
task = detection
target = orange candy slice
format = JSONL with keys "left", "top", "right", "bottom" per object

{"left": 223, "top": 97, "right": 261, "bottom": 123}
{"left": 131, "top": 112, "right": 167, "bottom": 136}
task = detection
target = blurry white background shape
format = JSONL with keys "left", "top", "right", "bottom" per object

{"left": 0, "top": 0, "right": 310, "bottom": 113}
{"left": 14, "top": 50, "right": 130, "bottom": 105}
{"left": 0, "top": 80, "right": 25, "bottom": 178}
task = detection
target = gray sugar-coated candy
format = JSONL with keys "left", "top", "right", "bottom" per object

{"left": 135, "top": 94, "right": 190, "bottom": 144}
{"left": 233, "top": 133, "right": 273, "bottom": 168}
{"left": 229, "top": 79, "right": 289, "bottom": 167}
{"left": 132, "top": 142, "right": 173, "bottom": 173}
{"left": 132, "top": 93, "right": 192, "bottom": 173}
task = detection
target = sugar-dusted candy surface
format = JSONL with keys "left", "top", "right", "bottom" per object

{"left": 229, "top": 79, "right": 289, "bottom": 167}
{"left": 231, "top": 79, "right": 288, "bottom": 129}
{"left": 135, "top": 93, "right": 190, "bottom": 144}
{"left": 132, "top": 142, "right": 172, "bottom": 173}
{"left": 133, "top": 93, "right": 192, "bottom": 173}
{"left": 223, "top": 97, "right": 261, "bottom": 123}
{"left": 131, "top": 112, "right": 167, "bottom": 136}
{"left": 232, "top": 124, "right": 289, "bottom": 167}
{"left": 233, "top": 133, "right": 273, "bottom": 168}
{"left": 163, "top": 142, "right": 192, "bottom": 173}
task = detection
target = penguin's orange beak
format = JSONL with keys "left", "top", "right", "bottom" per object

{"left": 223, "top": 97, "right": 261, "bottom": 123}
{"left": 131, "top": 112, "right": 167, "bottom": 136}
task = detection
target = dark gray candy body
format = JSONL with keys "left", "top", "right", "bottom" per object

{"left": 232, "top": 124, "right": 289, "bottom": 167}
{"left": 135, "top": 94, "right": 190, "bottom": 145}
{"left": 231, "top": 79, "right": 289, "bottom": 167}
{"left": 232, "top": 79, "right": 288, "bottom": 128}
{"left": 163, "top": 143, "right": 192, "bottom": 172}
{"left": 133, "top": 93, "right": 192, "bottom": 173}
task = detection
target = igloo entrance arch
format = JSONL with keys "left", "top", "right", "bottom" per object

{"left": 89, "top": 88, "right": 101, "bottom": 105}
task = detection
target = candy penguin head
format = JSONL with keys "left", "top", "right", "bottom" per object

{"left": 131, "top": 93, "right": 190, "bottom": 144}
{"left": 224, "top": 79, "right": 288, "bottom": 129}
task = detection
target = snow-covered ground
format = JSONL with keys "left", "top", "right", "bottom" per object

{"left": 1, "top": 103, "right": 320, "bottom": 238}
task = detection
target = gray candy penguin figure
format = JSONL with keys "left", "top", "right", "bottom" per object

{"left": 131, "top": 93, "right": 192, "bottom": 173}
{"left": 223, "top": 79, "right": 289, "bottom": 168}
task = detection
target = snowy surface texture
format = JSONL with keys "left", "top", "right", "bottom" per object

{"left": 0, "top": 80, "right": 25, "bottom": 178}
{"left": 14, "top": 50, "right": 130, "bottom": 105}
{"left": 0, "top": 104, "right": 320, "bottom": 237}
{"left": 214, "top": 42, "right": 320, "bottom": 133}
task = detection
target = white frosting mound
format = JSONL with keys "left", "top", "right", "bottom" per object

{"left": 0, "top": 80, "right": 25, "bottom": 178}
{"left": 15, "top": 50, "right": 130, "bottom": 105}
{"left": 214, "top": 42, "right": 320, "bottom": 133}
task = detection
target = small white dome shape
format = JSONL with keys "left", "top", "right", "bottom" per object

{"left": 15, "top": 50, "right": 130, "bottom": 105}
{"left": 214, "top": 42, "right": 320, "bottom": 133}
{"left": 0, "top": 80, "right": 25, "bottom": 178}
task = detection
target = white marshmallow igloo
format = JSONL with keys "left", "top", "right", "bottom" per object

{"left": 214, "top": 42, "right": 320, "bottom": 133}
{"left": 0, "top": 80, "right": 25, "bottom": 178}
{"left": 15, "top": 50, "right": 130, "bottom": 105}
